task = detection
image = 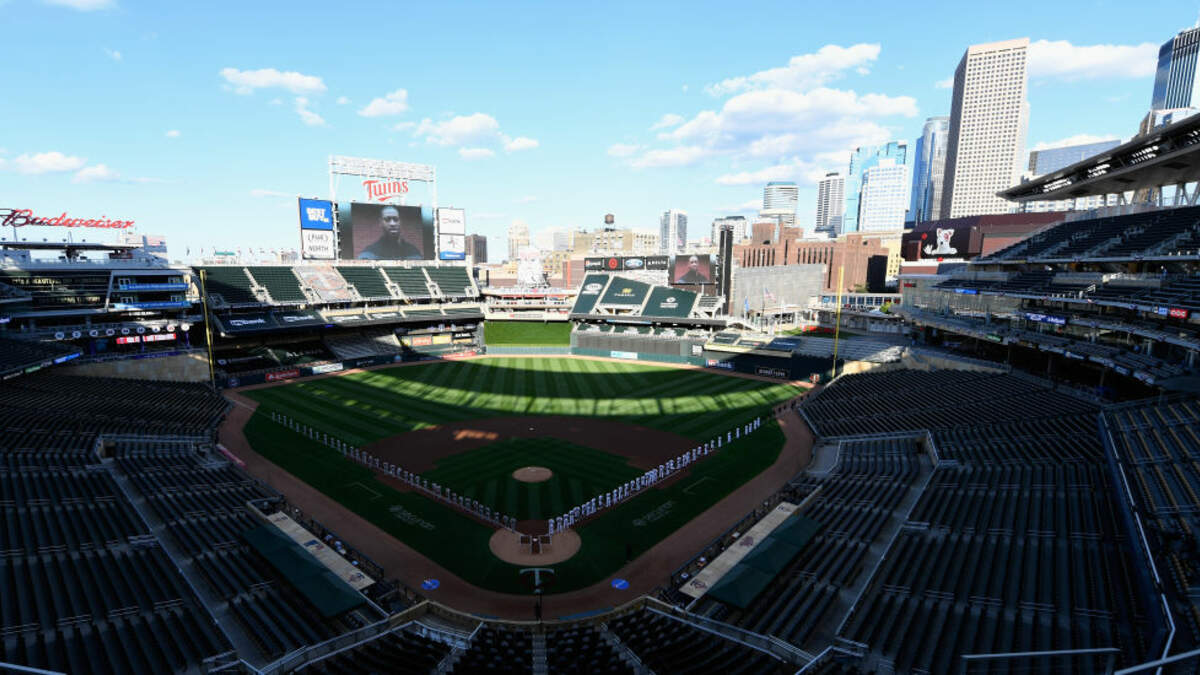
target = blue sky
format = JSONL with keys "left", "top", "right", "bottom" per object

{"left": 2, "top": 0, "right": 1197, "bottom": 260}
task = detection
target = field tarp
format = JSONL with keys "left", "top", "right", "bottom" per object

{"left": 705, "top": 514, "right": 822, "bottom": 609}
{"left": 243, "top": 524, "right": 366, "bottom": 617}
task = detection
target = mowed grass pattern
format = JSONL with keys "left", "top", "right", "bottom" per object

{"left": 243, "top": 357, "right": 803, "bottom": 448}
{"left": 421, "top": 438, "right": 644, "bottom": 520}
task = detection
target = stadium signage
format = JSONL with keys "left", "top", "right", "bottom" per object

{"left": 266, "top": 369, "right": 300, "bottom": 382}
{"left": 362, "top": 179, "right": 409, "bottom": 202}
{"left": 312, "top": 363, "right": 344, "bottom": 374}
{"left": 706, "top": 359, "right": 734, "bottom": 370}
{"left": 755, "top": 367, "right": 788, "bottom": 378}
{"left": 1168, "top": 307, "right": 1189, "bottom": 319}
{"left": 1023, "top": 312, "right": 1066, "bottom": 326}
{"left": 1, "top": 208, "right": 134, "bottom": 229}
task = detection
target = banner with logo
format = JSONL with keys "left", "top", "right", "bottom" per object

{"left": 299, "top": 198, "right": 336, "bottom": 260}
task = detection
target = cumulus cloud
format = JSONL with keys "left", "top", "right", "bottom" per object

{"left": 358, "top": 89, "right": 409, "bottom": 117}
{"left": 716, "top": 159, "right": 834, "bottom": 186}
{"left": 294, "top": 97, "right": 325, "bottom": 126}
{"left": 650, "top": 113, "right": 685, "bottom": 130}
{"left": 250, "top": 189, "right": 290, "bottom": 198}
{"left": 103, "top": 48, "right": 122, "bottom": 61}
{"left": 458, "top": 147, "right": 495, "bottom": 160}
{"left": 10, "top": 151, "right": 87, "bottom": 174}
{"left": 417, "top": 113, "right": 501, "bottom": 146}
{"left": 503, "top": 136, "right": 539, "bottom": 151}
{"left": 165, "top": 130, "right": 180, "bottom": 138}
{"left": 1027, "top": 39, "right": 1158, "bottom": 80}
{"left": 336, "top": 96, "right": 350, "bottom": 105}
{"left": 607, "top": 143, "right": 641, "bottom": 157}
{"left": 220, "top": 67, "right": 326, "bottom": 95}
{"left": 43, "top": 0, "right": 113, "bottom": 10}
{"left": 935, "top": 77, "right": 953, "bottom": 89}
{"left": 630, "top": 146, "right": 709, "bottom": 169}
{"left": 72, "top": 164, "right": 119, "bottom": 183}
{"left": 705, "top": 43, "right": 881, "bottom": 96}
{"left": 1031, "top": 133, "right": 1122, "bottom": 152}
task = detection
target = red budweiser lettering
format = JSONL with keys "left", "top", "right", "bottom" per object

{"left": 1, "top": 208, "right": 134, "bottom": 229}
{"left": 362, "top": 179, "right": 409, "bottom": 202}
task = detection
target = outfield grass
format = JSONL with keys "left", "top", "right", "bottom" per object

{"left": 242, "top": 409, "right": 787, "bottom": 595}
{"left": 483, "top": 321, "right": 572, "bottom": 346}
{"left": 422, "top": 437, "right": 644, "bottom": 520}
{"left": 243, "top": 357, "right": 804, "bottom": 448}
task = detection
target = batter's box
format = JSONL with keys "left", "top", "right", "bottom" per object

{"left": 344, "top": 481, "right": 383, "bottom": 501}
{"left": 682, "top": 476, "right": 716, "bottom": 495}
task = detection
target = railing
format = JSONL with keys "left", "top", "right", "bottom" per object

{"left": 644, "top": 600, "right": 814, "bottom": 666}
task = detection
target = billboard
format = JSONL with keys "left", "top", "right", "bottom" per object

{"left": 299, "top": 198, "right": 335, "bottom": 260}
{"left": 903, "top": 226, "right": 973, "bottom": 261}
{"left": 671, "top": 254, "right": 713, "bottom": 284}
{"left": 584, "top": 256, "right": 669, "bottom": 272}
{"left": 437, "top": 208, "right": 466, "bottom": 261}
{"left": 337, "top": 202, "right": 434, "bottom": 260}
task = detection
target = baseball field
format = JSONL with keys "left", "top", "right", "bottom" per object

{"left": 241, "top": 356, "right": 805, "bottom": 594}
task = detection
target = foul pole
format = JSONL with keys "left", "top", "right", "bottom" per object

{"left": 831, "top": 265, "right": 845, "bottom": 379}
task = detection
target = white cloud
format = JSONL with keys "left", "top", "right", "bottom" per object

{"left": 219, "top": 67, "right": 326, "bottom": 95}
{"left": 250, "top": 189, "right": 289, "bottom": 198}
{"left": 10, "top": 151, "right": 87, "bottom": 174}
{"left": 503, "top": 136, "right": 539, "bottom": 151}
{"left": 294, "top": 97, "right": 325, "bottom": 126}
{"left": 630, "top": 146, "right": 709, "bottom": 169}
{"left": 715, "top": 159, "right": 832, "bottom": 186}
{"left": 1027, "top": 39, "right": 1158, "bottom": 80}
{"left": 42, "top": 0, "right": 113, "bottom": 10}
{"left": 935, "top": 77, "right": 953, "bottom": 89}
{"left": 717, "top": 199, "right": 763, "bottom": 212}
{"left": 1031, "top": 133, "right": 1122, "bottom": 152}
{"left": 458, "top": 147, "right": 495, "bottom": 160}
{"left": 417, "top": 113, "right": 501, "bottom": 146}
{"left": 515, "top": 196, "right": 538, "bottom": 204}
{"left": 607, "top": 143, "right": 641, "bottom": 157}
{"left": 103, "top": 48, "right": 122, "bottom": 61}
{"left": 650, "top": 113, "right": 685, "bottom": 130}
{"left": 336, "top": 96, "right": 350, "bottom": 105}
{"left": 706, "top": 43, "right": 881, "bottom": 96}
{"left": 72, "top": 164, "right": 119, "bottom": 183}
{"left": 358, "top": 89, "right": 409, "bottom": 117}
{"left": 165, "top": 129, "right": 180, "bottom": 138}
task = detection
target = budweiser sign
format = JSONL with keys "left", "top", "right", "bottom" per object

{"left": 1, "top": 208, "right": 134, "bottom": 229}
{"left": 362, "top": 179, "right": 409, "bottom": 202}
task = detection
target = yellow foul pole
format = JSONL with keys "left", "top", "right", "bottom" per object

{"left": 831, "top": 265, "right": 845, "bottom": 379}
{"left": 198, "top": 269, "right": 217, "bottom": 388}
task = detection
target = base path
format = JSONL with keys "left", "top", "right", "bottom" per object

{"left": 219, "top": 357, "right": 816, "bottom": 620}
{"left": 489, "top": 528, "right": 581, "bottom": 565}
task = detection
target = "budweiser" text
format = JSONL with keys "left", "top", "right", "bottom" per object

{"left": 1, "top": 208, "right": 135, "bottom": 229}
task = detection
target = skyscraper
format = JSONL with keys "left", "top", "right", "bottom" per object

{"left": 858, "top": 159, "right": 910, "bottom": 232}
{"left": 1152, "top": 26, "right": 1200, "bottom": 110}
{"left": 660, "top": 210, "right": 687, "bottom": 255}
{"left": 761, "top": 182, "right": 799, "bottom": 227}
{"left": 942, "top": 38, "right": 1030, "bottom": 219}
{"left": 465, "top": 234, "right": 488, "bottom": 263}
{"left": 507, "top": 221, "right": 529, "bottom": 261}
{"left": 844, "top": 141, "right": 908, "bottom": 234}
{"left": 815, "top": 173, "right": 845, "bottom": 236}
{"left": 909, "top": 116, "right": 950, "bottom": 224}
{"left": 1022, "top": 139, "right": 1122, "bottom": 213}
{"left": 711, "top": 216, "right": 748, "bottom": 244}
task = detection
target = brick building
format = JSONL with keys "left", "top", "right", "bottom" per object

{"left": 734, "top": 233, "right": 890, "bottom": 293}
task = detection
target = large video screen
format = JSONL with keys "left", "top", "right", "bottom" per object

{"left": 671, "top": 254, "right": 713, "bottom": 284}
{"left": 337, "top": 202, "right": 435, "bottom": 260}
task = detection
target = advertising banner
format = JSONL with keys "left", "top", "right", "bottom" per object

{"left": 436, "top": 207, "right": 465, "bottom": 234}
{"left": 584, "top": 256, "right": 669, "bottom": 272}
{"left": 337, "top": 202, "right": 434, "bottom": 261}
{"left": 266, "top": 369, "right": 300, "bottom": 382}
{"left": 439, "top": 233, "right": 465, "bottom": 261}
{"left": 311, "top": 363, "right": 345, "bottom": 374}
{"left": 298, "top": 198, "right": 334, "bottom": 230}
{"left": 610, "top": 350, "right": 638, "bottom": 359}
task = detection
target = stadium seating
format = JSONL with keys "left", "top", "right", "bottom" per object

{"left": 798, "top": 368, "right": 1147, "bottom": 672}
{"left": 324, "top": 330, "right": 402, "bottom": 360}
{"left": 0, "top": 270, "right": 113, "bottom": 311}
{"left": 199, "top": 266, "right": 260, "bottom": 305}
{"left": 296, "top": 627, "right": 451, "bottom": 674}
{"left": 607, "top": 609, "right": 790, "bottom": 674}
{"left": 383, "top": 267, "right": 432, "bottom": 298}
{"left": 335, "top": 266, "right": 394, "bottom": 300}
{"left": 449, "top": 626, "right": 532, "bottom": 673}
{"left": 982, "top": 205, "right": 1200, "bottom": 262}
{"left": 425, "top": 266, "right": 476, "bottom": 298}
{"left": 0, "top": 337, "right": 80, "bottom": 378}
{"left": 545, "top": 625, "right": 633, "bottom": 674}
{"left": 246, "top": 266, "right": 308, "bottom": 303}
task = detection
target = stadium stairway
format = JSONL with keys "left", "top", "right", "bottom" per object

{"left": 531, "top": 632, "right": 548, "bottom": 674}
{"left": 101, "top": 449, "right": 263, "bottom": 666}
{"left": 597, "top": 623, "right": 652, "bottom": 674}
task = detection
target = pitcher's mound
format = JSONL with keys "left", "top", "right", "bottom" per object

{"left": 512, "top": 466, "right": 553, "bottom": 483}
{"left": 489, "top": 528, "right": 581, "bottom": 565}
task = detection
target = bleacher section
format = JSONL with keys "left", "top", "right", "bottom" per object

{"left": 0, "top": 337, "right": 80, "bottom": 379}
{"left": 296, "top": 627, "right": 451, "bottom": 674}
{"left": 804, "top": 370, "right": 1095, "bottom": 437}
{"left": 426, "top": 266, "right": 475, "bottom": 298}
{"left": 1107, "top": 398, "right": 1200, "bottom": 650}
{"left": 607, "top": 609, "right": 789, "bottom": 674}
{"left": 336, "top": 266, "right": 393, "bottom": 300}
{"left": 200, "top": 266, "right": 259, "bottom": 305}
{"left": 246, "top": 267, "right": 307, "bottom": 303}
{"left": 383, "top": 267, "right": 431, "bottom": 299}
{"left": 324, "top": 330, "right": 402, "bottom": 360}
{"left": 982, "top": 205, "right": 1200, "bottom": 262}
{"left": 696, "top": 439, "right": 927, "bottom": 650}
{"left": 798, "top": 369, "right": 1149, "bottom": 672}
{"left": 0, "top": 269, "right": 114, "bottom": 311}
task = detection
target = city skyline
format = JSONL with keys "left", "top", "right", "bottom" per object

{"left": 1, "top": 1, "right": 1191, "bottom": 259}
